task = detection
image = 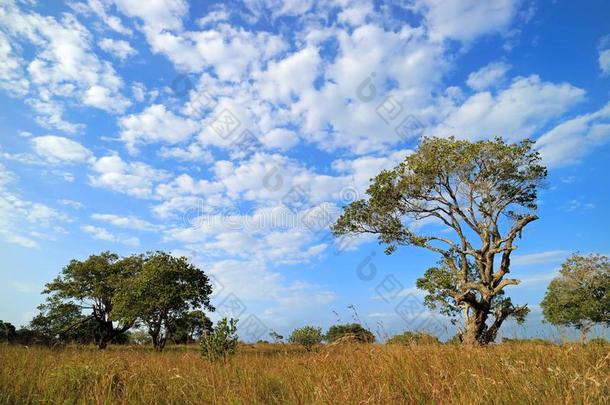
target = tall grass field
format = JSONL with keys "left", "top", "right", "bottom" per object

{"left": 1, "top": 342, "right": 608, "bottom": 404}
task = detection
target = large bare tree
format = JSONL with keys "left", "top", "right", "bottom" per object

{"left": 332, "top": 137, "right": 547, "bottom": 345}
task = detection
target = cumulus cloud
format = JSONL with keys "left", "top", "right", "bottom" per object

{"left": 119, "top": 104, "right": 199, "bottom": 153}
{"left": 99, "top": 38, "right": 136, "bottom": 61}
{"left": 0, "top": 163, "right": 68, "bottom": 248}
{"left": 81, "top": 224, "right": 140, "bottom": 246}
{"left": 88, "top": 153, "right": 169, "bottom": 197}
{"left": 31, "top": 136, "right": 92, "bottom": 164}
{"left": 430, "top": 75, "right": 586, "bottom": 141}
{"left": 0, "top": 0, "right": 131, "bottom": 123}
{"left": 416, "top": 0, "right": 520, "bottom": 42}
{"left": 536, "top": 102, "right": 610, "bottom": 167}
{"left": 466, "top": 62, "right": 511, "bottom": 91}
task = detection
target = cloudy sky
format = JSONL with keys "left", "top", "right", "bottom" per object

{"left": 1, "top": 0, "right": 609, "bottom": 340}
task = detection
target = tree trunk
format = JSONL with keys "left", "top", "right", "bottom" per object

{"left": 462, "top": 305, "right": 491, "bottom": 346}
{"left": 98, "top": 337, "right": 109, "bottom": 350}
{"left": 579, "top": 323, "right": 592, "bottom": 344}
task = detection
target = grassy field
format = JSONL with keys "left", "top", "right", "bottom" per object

{"left": 0, "top": 343, "right": 608, "bottom": 404}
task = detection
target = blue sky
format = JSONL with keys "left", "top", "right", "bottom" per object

{"left": 1, "top": 0, "right": 609, "bottom": 341}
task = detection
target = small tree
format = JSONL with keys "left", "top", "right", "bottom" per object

{"left": 42, "top": 252, "right": 142, "bottom": 349}
{"left": 114, "top": 252, "right": 214, "bottom": 352}
{"left": 326, "top": 323, "right": 375, "bottom": 343}
{"left": 200, "top": 318, "right": 239, "bottom": 360}
{"left": 541, "top": 253, "right": 610, "bottom": 342}
{"left": 289, "top": 326, "right": 323, "bottom": 351}
{"left": 333, "top": 137, "right": 546, "bottom": 345}
{"left": 269, "top": 330, "right": 284, "bottom": 343}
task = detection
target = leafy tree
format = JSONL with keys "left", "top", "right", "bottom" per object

{"left": 289, "top": 326, "right": 323, "bottom": 351}
{"left": 541, "top": 253, "right": 610, "bottom": 342}
{"left": 387, "top": 331, "right": 440, "bottom": 345}
{"left": 326, "top": 323, "right": 375, "bottom": 343}
{"left": 333, "top": 137, "right": 546, "bottom": 345}
{"left": 269, "top": 330, "right": 284, "bottom": 343}
{"left": 0, "top": 320, "right": 16, "bottom": 343}
{"left": 113, "top": 252, "right": 214, "bottom": 351}
{"left": 170, "top": 310, "right": 213, "bottom": 344}
{"left": 42, "top": 252, "right": 143, "bottom": 349}
{"left": 200, "top": 318, "right": 239, "bottom": 360}
{"left": 29, "top": 296, "right": 104, "bottom": 345}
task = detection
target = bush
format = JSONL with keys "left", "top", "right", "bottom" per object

{"left": 387, "top": 331, "right": 440, "bottom": 345}
{"left": 200, "top": 318, "right": 238, "bottom": 360}
{"left": 326, "top": 323, "right": 375, "bottom": 343}
{"left": 289, "top": 326, "right": 323, "bottom": 351}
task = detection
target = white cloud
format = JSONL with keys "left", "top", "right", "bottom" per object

{"left": 78, "top": 0, "right": 132, "bottom": 35}
{"left": 0, "top": 164, "right": 68, "bottom": 248}
{"left": 466, "top": 62, "right": 511, "bottom": 91}
{"left": 416, "top": 0, "right": 520, "bottom": 42}
{"left": 81, "top": 224, "right": 140, "bottom": 246}
{"left": 430, "top": 75, "right": 586, "bottom": 141}
{"left": 512, "top": 250, "right": 570, "bottom": 266}
{"left": 91, "top": 213, "right": 162, "bottom": 232}
{"left": 258, "top": 128, "right": 299, "bottom": 151}
{"left": 119, "top": 104, "right": 199, "bottom": 153}
{"left": 88, "top": 153, "right": 169, "bottom": 197}
{"left": 31, "top": 136, "right": 92, "bottom": 164}
{"left": 0, "top": 33, "right": 29, "bottom": 96}
{"left": 0, "top": 1, "right": 130, "bottom": 123}
{"left": 112, "top": 0, "right": 188, "bottom": 32}
{"left": 158, "top": 143, "right": 214, "bottom": 163}
{"left": 99, "top": 38, "right": 136, "bottom": 61}
{"left": 536, "top": 102, "right": 610, "bottom": 167}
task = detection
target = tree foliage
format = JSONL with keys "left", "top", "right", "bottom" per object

{"left": 0, "top": 320, "right": 16, "bottom": 343}
{"left": 289, "top": 326, "right": 323, "bottom": 351}
{"left": 200, "top": 318, "right": 239, "bottom": 361}
{"left": 41, "top": 252, "right": 143, "bottom": 349}
{"left": 113, "top": 251, "right": 214, "bottom": 351}
{"left": 170, "top": 310, "right": 213, "bottom": 344}
{"left": 333, "top": 137, "right": 546, "bottom": 345}
{"left": 541, "top": 253, "right": 610, "bottom": 342}
{"left": 326, "top": 323, "right": 375, "bottom": 343}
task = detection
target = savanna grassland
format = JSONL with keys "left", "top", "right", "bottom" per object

{"left": 1, "top": 342, "right": 608, "bottom": 404}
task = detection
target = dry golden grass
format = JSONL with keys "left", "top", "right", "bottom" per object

{"left": 0, "top": 342, "right": 608, "bottom": 404}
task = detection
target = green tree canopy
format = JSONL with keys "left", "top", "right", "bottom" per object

{"left": 333, "top": 137, "right": 546, "bottom": 345}
{"left": 289, "top": 326, "right": 323, "bottom": 351}
{"left": 541, "top": 253, "right": 610, "bottom": 342}
{"left": 0, "top": 320, "right": 16, "bottom": 343}
{"left": 170, "top": 310, "right": 213, "bottom": 344}
{"left": 113, "top": 252, "right": 214, "bottom": 351}
{"left": 42, "top": 251, "right": 143, "bottom": 349}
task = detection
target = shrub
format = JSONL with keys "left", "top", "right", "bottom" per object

{"left": 326, "top": 323, "right": 375, "bottom": 343}
{"left": 200, "top": 318, "right": 238, "bottom": 360}
{"left": 387, "top": 331, "right": 440, "bottom": 345}
{"left": 588, "top": 337, "right": 609, "bottom": 346}
{"left": 289, "top": 326, "right": 323, "bottom": 351}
